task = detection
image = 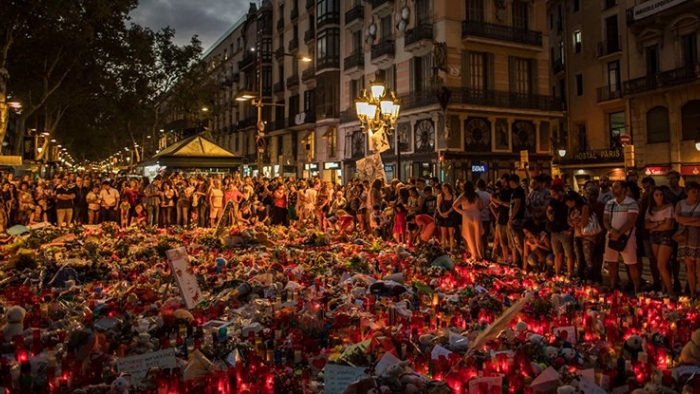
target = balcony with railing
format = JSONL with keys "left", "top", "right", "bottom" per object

{"left": 286, "top": 74, "right": 299, "bottom": 89}
{"left": 304, "top": 28, "right": 315, "bottom": 43}
{"left": 597, "top": 37, "right": 621, "bottom": 58}
{"left": 345, "top": 5, "right": 364, "bottom": 29}
{"left": 239, "top": 52, "right": 257, "bottom": 70}
{"left": 317, "top": 56, "right": 340, "bottom": 71}
{"left": 317, "top": 12, "right": 340, "bottom": 28}
{"left": 623, "top": 63, "right": 700, "bottom": 95}
{"left": 370, "top": 40, "right": 395, "bottom": 65}
{"left": 273, "top": 81, "right": 284, "bottom": 94}
{"left": 370, "top": 0, "right": 393, "bottom": 16}
{"left": 597, "top": 85, "right": 623, "bottom": 102}
{"left": 462, "top": 20, "right": 543, "bottom": 47}
{"left": 291, "top": 7, "right": 299, "bottom": 21}
{"left": 398, "top": 91, "right": 439, "bottom": 111}
{"left": 404, "top": 24, "right": 434, "bottom": 51}
{"left": 288, "top": 37, "right": 299, "bottom": 52}
{"left": 302, "top": 66, "right": 316, "bottom": 82}
{"left": 277, "top": 18, "right": 284, "bottom": 31}
{"left": 274, "top": 47, "right": 285, "bottom": 59}
{"left": 449, "top": 88, "right": 564, "bottom": 111}
{"left": 552, "top": 57, "right": 564, "bottom": 74}
{"left": 343, "top": 51, "right": 364, "bottom": 75}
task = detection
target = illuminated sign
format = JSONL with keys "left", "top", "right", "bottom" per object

{"left": 471, "top": 164, "right": 488, "bottom": 173}
{"left": 305, "top": 163, "right": 319, "bottom": 171}
{"left": 323, "top": 161, "right": 341, "bottom": 170}
{"left": 644, "top": 167, "right": 669, "bottom": 176}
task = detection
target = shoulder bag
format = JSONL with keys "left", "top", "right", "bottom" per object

{"left": 607, "top": 203, "right": 633, "bottom": 252}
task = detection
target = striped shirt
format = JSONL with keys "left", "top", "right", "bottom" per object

{"left": 605, "top": 196, "right": 639, "bottom": 231}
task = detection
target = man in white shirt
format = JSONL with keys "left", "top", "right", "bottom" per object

{"left": 603, "top": 181, "right": 640, "bottom": 293}
{"left": 99, "top": 181, "right": 120, "bottom": 223}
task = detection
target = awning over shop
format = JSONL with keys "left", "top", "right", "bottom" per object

{"left": 140, "top": 134, "right": 242, "bottom": 168}
{"left": 0, "top": 156, "right": 23, "bottom": 166}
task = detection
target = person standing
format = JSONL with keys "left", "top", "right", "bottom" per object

{"left": 436, "top": 183, "right": 459, "bottom": 252}
{"left": 475, "top": 179, "right": 492, "bottom": 258}
{"left": 271, "top": 183, "right": 289, "bottom": 226}
{"left": 603, "top": 181, "right": 641, "bottom": 293}
{"left": 490, "top": 176, "right": 512, "bottom": 264}
{"left": 144, "top": 178, "right": 161, "bottom": 227}
{"left": 546, "top": 185, "right": 574, "bottom": 277}
{"left": 508, "top": 174, "right": 527, "bottom": 267}
{"left": 99, "top": 180, "right": 120, "bottom": 223}
{"left": 208, "top": 178, "right": 224, "bottom": 228}
{"left": 645, "top": 186, "right": 676, "bottom": 298}
{"left": 676, "top": 181, "right": 700, "bottom": 298}
{"left": 55, "top": 178, "right": 76, "bottom": 227}
{"left": 453, "top": 181, "right": 485, "bottom": 260}
{"left": 598, "top": 176, "right": 614, "bottom": 204}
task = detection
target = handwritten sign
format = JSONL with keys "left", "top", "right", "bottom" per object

{"left": 469, "top": 376, "right": 503, "bottom": 394}
{"left": 578, "top": 377, "right": 607, "bottom": 394}
{"left": 324, "top": 364, "right": 367, "bottom": 394}
{"left": 553, "top": 326, "right": 577, "bottom": 344}
{"left": 166, "top": 247, "right": 203, "bottom": 309}
{"left": 117, "top": 348, "right": 177, "bottom": 386}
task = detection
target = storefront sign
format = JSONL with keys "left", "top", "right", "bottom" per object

{"left": 384, "top": 164, "right": 394, "bottom": 172}
{"left": 324, "top": 161, "right": 341, "bottom": 170}
{"left": 644, "top": 166, "right": 670, "bottom": 176}
{"left": 681, "top": 165, "right": 700, "bottom": 176}
{"left": 471, "top": 164, "right": 488, "bottom": 173}
{"left": 561, "top": 148, "right": 623, "bottom": 165}
{"left": 631, "top": 0, "right": 689, "bottom": 21}
{"left": 305, "top": 163, "right": 319, "bottom": 171}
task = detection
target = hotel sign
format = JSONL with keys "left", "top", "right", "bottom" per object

{"left": 561, "top": 148, "right": 623, "bottom": 165}
{"left": 631, "top": 0, "right": 689, "bottom": 21}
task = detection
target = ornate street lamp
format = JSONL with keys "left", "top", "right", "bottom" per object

{"left": 354, "top": 76, "right": 401, "bottom": 134}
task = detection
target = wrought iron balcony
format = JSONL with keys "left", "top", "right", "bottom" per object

{"left": 623, "top": 64, "right": 700, "bottom": 95}
{"left": 273, "top": 81, "right": 284, "bottom": 93}
{"left": 597, "top": 85, "right": 623, "bottom": 102}
{"left": 291, "top": 7, "right": 299, "bottom": 21}
{"left": 304, "top": 28, "right": 315, "bottom": 43}
{"left": 397, "top": 91, "right": 439, "bottom": 111}
{"left": 277, "top": 18, "right": 284, "bottom": 31}
{"left": 239, "top": 52, "right": 257, "bottom": 70}
{"left": 552, "top": 57, "right": 564, "bottom": 74}
{"left": 449, "top": 88, "right": 564, "bottom": 111}
{"left": 597, "top": 37, "right": 621, "bottom": 58}
{"left": 317, "top": 12, "right": 340, "bottom": 28}
{"left": 286, "top": 74, "right": 299, "bottom": 89}
{"left": 317, "top": 56, "right": 340, "bottom": 71}
{"left": 370, "top": 0, "right": 392, "bottom": 10}
{"left": 404, "top": 24, "right": 433, "bottom": 49}
{"left": 345, "top": 5, "right": 364, "bottom": 26}
{"left": 462, "top": 20, "right": 542, "bottom": 47}
{"left": 371, "top": 40, "right": 395, "bottom": 60}
{"left": 306, "top": 0, "right": 314, "bottom": 10}
{"left": 302, "top": 66, "right": 316, "bottom": 81}
{"left": 288, "top": 37, "right": 299, "bottom": 52}
{"left": 274, "top": 47, "right": 285, "bottom": 59}
{"left": 344, "top": 51, "right": 364, "bottom": 70}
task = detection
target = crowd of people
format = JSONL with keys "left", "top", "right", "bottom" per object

{"left": 1, "top": 169, "right": 699, "bottom": 299}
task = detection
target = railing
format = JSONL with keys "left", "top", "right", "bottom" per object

{"left": 344, "top": 51, "right": 364, "bottom": 69}
{"left": 316, "top": 102, "right": 339, "bottom": 120}
{"left": 289, "top": 111, "right": 316, "bottom": 126}
{"left": 277, "top": 18, "right": 284, "bottom": 31}
{"left": 304, "top": 29, "right": 315, "bottom": 43}
{"left": 239, "top": 52, "right": 257, "bottom": 69}
{"left": 448, "top": 88, "right": 564, "bottom": 111}
{"left": 623, "top": 64, "right": 699, "bottom": 95}
{"left": 597, "top": 37, "right": 621, "bottom": 58}
{"left": 306, "top": 0, "right": 315, "bottom": 10}
{"left": 404, "top": 24, "right": 433, "bottom": 47}
{"left": 274, "top": 47, "right": 285, "bottom": 59}
{"left": 289, "top": 37, "right": 299, "bottom": 51}
{"left": 397, "top": 90, "right": 439, "bottom": 111}
{"left": 552, "top": 57, "right": 564, "bottom": 74}
{"left": 291, "top": 7, "right": 299, "bottom": 20}
{"left": 371, "top": 40, "right": 395, "bottom": 60}
{"left": 302, "top": 66, "right": 316, "bottom": 81}
{"left": 462, "top": 19, "right": 542, "bottom": 47}
{"left": 317, "top": 56, "right": 340, "bottom": 70}
{"left": 596, "top": 85, "right": 623, "bottom": 102}
{"left": 345, "top": 5, "right": 364, "bottom": 25}
{"left": 317, "top": 13, "right": 340, "bottom": 28}
{"left": 273, "top": 81, "right": 284, "bottom": 93}
{"left": 370, "top": 0, "right": 392, "bottom": 9}
{"left": 286, "top": 74, "right": 299, "bottom": 89}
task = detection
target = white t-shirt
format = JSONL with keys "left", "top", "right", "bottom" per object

{"left": 605, "top": 196, "right": 639, "bottom": 232}
{"left": 476, "top": 190, "right": 491, "bottom": 222}
{"left": 645, "top": 205, "right": 674, "bottom": 222}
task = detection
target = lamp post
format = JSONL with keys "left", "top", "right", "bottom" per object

{"left": 236, "top": 50, "right": 310, "bottom": 177}
{"left": 354, "top": 75, "right": 401, "bottom": 178}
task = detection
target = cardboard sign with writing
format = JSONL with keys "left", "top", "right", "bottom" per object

{"left": 324, "top": 364, "right": 367, "bottom": 394}
{"left": 117, "top": 348, "right": 177, "bottom": 386}
{"left": 166, "top": 247, "right": 204, "bottom": 309}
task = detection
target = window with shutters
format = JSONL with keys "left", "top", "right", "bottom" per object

{"left": 576, "top": 123, "right": 587, "bottom": 152}
{"left": 351, "top": 30, "right": 362, "bottom": 53}
{"left": 609, "top": 111, "right": 625, "bottom": 148}
{"left": 411, "top": 55, "right": 432, "bottom": 92}
{"left": 416, "top": 0, "right": 431, "bottom": 25}
{"left": 381, "top": 15, "right": 392, "bottom": 40}
{"left": 469, "top": 52, "right": 487, "bottom": 90}
{"left": 466, "top": 0, "right": 484, "bottom": 21}
{"left": 304, "top": 90, "right": 314, "bottom": 112}
{"left": 384, "top": 65, "right": 396, "bottom": 92}
{"left": 573, "top": 31, "right": 582, "bottom": 53}
{"left": 289, "top": 94, "right": 300, "bottom": 117}
{"left": 512, "top": 58, "right": 531, "bottom": 94}
{"left": 512, "top": 1, "right": 529, "bottom": 30}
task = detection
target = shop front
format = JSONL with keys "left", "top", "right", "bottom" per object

{"left": 681, "top": 164, "right": 700, "bottom": 183}
{"left": 323, "top": 161, "right": 342, "bottom": 184}
{"left": 642, "top": 166, "right": 672, "bottom": 185}
{"left": 303, "top": 162, "right": 320, "bottom": 179}
{"left": 444, "top": 151, "right": 552, "bottom": 184}
{"left": 559, "top": 147, "right": 625, "bottom": 190}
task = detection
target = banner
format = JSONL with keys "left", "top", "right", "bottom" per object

{"left": 355, "top": 153, "right": 386, "bottom": 182}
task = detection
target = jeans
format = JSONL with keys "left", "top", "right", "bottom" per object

{"left": 481, "top": 221, "right": 491, "bottom": 257}
{"left": 177, "top": 205, "right": 190, "bottom": 227}
{"left": 146, "top": 204, "right": 159, "bottom": 226}
{"left": 574, "top": 237, "right": 596, "bottom": 280}
{"left": 101, "top": 207, "right": 118, "bottom": 223}
{"left": 197, "top": 204, "right": 208, "bottom": 227}
{"left": 56, "top": 208, "right": 73, "bottom": 226}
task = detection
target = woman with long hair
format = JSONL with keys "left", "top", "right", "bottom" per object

{"left": 315, "top": 182, "right": 331, "bottom": 231}
{"left": 676, "top": 181, "right": 700, "bottom": 298}
{"left": 159, "top": 181, "right": 175, "bottom": 226}
{"left": 565, "top": 190, "right": 594, "bottom": 281}
{"left": 392, "top": 187, "right": 409, "bottom": 244}
{"left": 436, "top": 183, "right": 459, "bottom": 252}
{"left": 645, "top": 186, "right": 676, "bottom": 297}
{"left": 453, "top": 181, "right": 484, "bottom": 259}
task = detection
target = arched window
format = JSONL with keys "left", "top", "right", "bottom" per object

{"left": 646, "top": 106, "right": 670, "bottom": 143}
{"left": 682, "top": 100, "right": 700, "bottom": 141}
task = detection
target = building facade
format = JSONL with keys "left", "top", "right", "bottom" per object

{"left": 338, "top": 0, "right": 564, "bottom": 184}
{"left": 550, "top": 0, "right": 700, "bottom": 188}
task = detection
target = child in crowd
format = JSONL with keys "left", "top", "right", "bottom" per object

{"left": 369, "top": 204, "right": 389, "bottom": 239}
{"left": 522, "top": 220, "right": 553, "bottom": 273}
{"left": 131, "top": 204, "right": 147, "bottom": 226}
{"left": 119, "top": 196, "right": 131, "bottom": 228}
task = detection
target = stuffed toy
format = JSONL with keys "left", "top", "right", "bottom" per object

{"left": 109, "top": 375, "right": 131, "bottom": 394}
{"left": 544, "top": 346, "right": 559, "bottom": 360}
{"left": 679, "top": 328, "right": 700, "bottom": 365}
{"left": 342, "top": 377, "right": 379, "bottom": 394}
{"left": 2, "top": 306, "right": 26, "bottom": 340}
{"left": 623, "top": 335, "right": 644, "bottom": 360}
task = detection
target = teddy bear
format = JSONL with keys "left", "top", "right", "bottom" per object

{"left": 623, "top": 335, "right": 644, "bottom": 361}
{"left": 679, "top": 328, "right": 700, "bottom": 365}
{"left": 109, "top": 374, "right": 131, "bottom": 394}
{"left": 2, "top": 306, "right": 26, "bottom": 340}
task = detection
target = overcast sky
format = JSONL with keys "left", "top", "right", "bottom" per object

{"left": 130, "top": 0, "right": 252, "bottom": 52}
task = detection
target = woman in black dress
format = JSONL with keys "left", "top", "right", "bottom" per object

{"left": 436, "top": 183, "right": 460, "bottom": 252}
